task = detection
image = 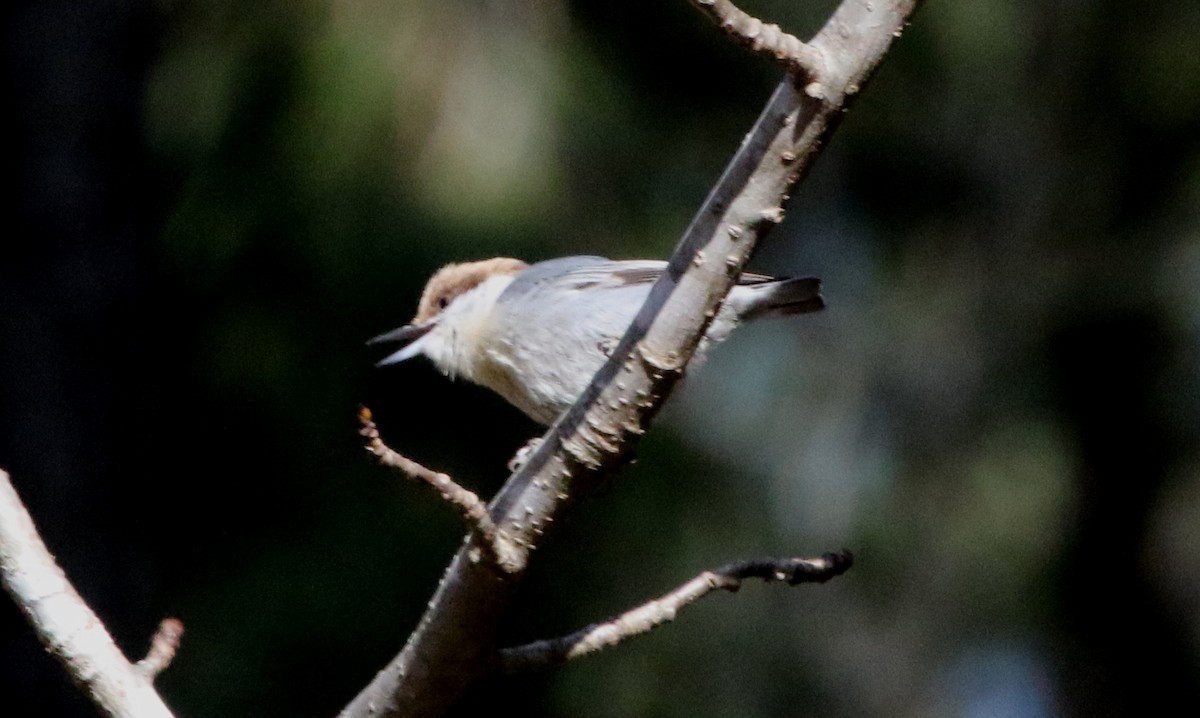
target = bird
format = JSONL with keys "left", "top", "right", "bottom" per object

{"left": 369, "top": 256, "right": 824, "bottom": 426}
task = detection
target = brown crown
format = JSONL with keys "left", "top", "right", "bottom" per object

{"left": 412, "top": 257, "right": 529, "bottom": 325}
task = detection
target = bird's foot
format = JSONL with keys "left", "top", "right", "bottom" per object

{"left": 507, "top": 437, "right": 544, "bottom": 473}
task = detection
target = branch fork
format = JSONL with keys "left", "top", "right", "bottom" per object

{"left": 358, "top": 406, "right": 521, "bottom": 569}
{"left": 689, "top": 0, "right": 828, "bottom": 95}
{"left": 0, "top": 469, "right": 181, "bottom": 718}
{"left": 500, "top": 552, "right": 854, "bottom": 672}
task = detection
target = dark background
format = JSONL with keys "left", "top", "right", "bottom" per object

{"left": 3, "top": 0, "right": 1199, "bottom": 716}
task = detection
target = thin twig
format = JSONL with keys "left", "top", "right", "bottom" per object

{"left": 0, "top": 469, "right": 176, "bottom": 718}
{"left": 358, "top": 406, "right": 512, "bottom": 567}
{"left": 499, "top": 552, "right": 853, "bottom": 672}
{"left": 135, "top": 618, "right": 185, "bottom": 680}
{"left": 688, "top": 0, "right": 825, "bottom": 86}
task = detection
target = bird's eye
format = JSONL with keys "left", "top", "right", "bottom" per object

{"left": 437, "top": 296, "right": 449, "bottom": 310}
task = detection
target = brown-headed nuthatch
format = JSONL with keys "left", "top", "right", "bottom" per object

{"left": 369, "top": 256, "right": 824, "bottom": 425}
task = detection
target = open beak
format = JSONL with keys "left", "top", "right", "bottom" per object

{"left": 367, "top": 322, "right": 435, "bottom": 366}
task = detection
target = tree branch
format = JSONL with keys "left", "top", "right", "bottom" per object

{"left": 340, "top": 2, "right": 922, "bottom": 716}
{"left": 135, "top": 618, "right": 185, "bottom": 681}
{"left": 500, "top": 552, "right": 853, "bottom": 672}
{"left": 358, "top": 407, "right": 518, "bottom": 567}
{"left": 687, "top": 0, "right": 825, "bottom": 82}
{"left": 0, "top": 469, "right": 178, "bottom": 718}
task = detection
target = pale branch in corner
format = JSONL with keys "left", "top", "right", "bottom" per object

{"left": 499, "top": 552, "right": 854, "bottom": 673}
{"left": 0, "top": 469, "right": 179, "bottom": 718}
{"left": 340, "top": 1, "right": 923, "bottom": 716}
{"left": 358, "top": 407, "right": 516, "bottom": 566}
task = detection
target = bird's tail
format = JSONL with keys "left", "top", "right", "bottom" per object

{"left": 731, "top": 276, "right": 825, "bottom": 321}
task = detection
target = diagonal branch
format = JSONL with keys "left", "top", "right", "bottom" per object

{"left": 0, "top": 468, "right": 178, "bottom": 718}
{"left": 499, "top": 552, "right": 854, "bottom": 672}
{"left": 340, "top": 2, "right": 923, "bottom": 717}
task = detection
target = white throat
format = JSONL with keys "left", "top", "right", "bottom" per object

{"left": 422, "top": 274, "right": 516, "bottom": 381}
